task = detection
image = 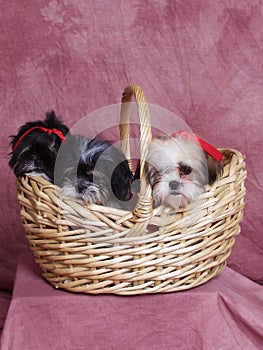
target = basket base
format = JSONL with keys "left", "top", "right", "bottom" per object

{"left": 38, "top": 258, "right": 226, "bottom": 295}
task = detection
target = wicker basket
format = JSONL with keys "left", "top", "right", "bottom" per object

{"left": 16, "top": 84, "right": 247, "bottom": 295}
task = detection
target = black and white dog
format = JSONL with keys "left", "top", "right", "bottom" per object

{"left": 9, "top": 111, "right": 69, "bottom": 182}
{"left": 55, "top": 135, "right": 134, "bottom": 208}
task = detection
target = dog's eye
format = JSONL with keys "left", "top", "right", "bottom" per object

{"left": 179, "top": 164, "right": 192, "bottom": 175}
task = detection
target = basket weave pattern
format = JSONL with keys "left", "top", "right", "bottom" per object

{"left": 16, "top": 84, "right": 247, "bottom": 295}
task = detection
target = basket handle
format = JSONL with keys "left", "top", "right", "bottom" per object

{"left": 120, "top": 83, "right": 153, "bottom": 220}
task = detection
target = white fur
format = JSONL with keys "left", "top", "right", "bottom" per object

{"left": 29, "top": 171, "right": 51, "bottom": 181}
{"left": 146, "top": 135, "right": 208, "bottom": 209}
{"left": 61, "top": 176, "right": 109, "bottom": 205}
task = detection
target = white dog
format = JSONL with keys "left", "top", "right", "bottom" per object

{"left": 145, "top": 132, "right": 224, "bottom": 209}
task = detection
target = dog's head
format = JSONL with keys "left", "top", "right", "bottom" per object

{"left": 9, "top": 111, "right": 69, "bottom": 181}
{"left": 145, "top": 134, "right": 223, "bottom": 209}
{"left": 58, "top": 135, "right": 134, "bottom": 207}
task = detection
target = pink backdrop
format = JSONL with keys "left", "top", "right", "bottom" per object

{"left": 1, "top": 0, "right": 263, "bottom": 340}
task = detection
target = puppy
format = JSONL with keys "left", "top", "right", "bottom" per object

{"left": 55, "top": 135, "right": 134, "bottom": 208}
{"left": 9, "top": 111, "right": 69, "bottom": 182}
{"left": 144, "top": 132, "right": 224, "bottom": 209}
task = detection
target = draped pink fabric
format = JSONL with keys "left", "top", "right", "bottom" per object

{"left": 2, "top": 254, "right": 263, "bottom": 349}
{"left": 1, "top": 0, "right": 263, "bottom": 346}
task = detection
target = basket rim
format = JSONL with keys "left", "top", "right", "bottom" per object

{"left": 18, "top": 145, "right": 246, "bottom": 217}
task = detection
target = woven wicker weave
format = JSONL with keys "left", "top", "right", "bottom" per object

{"left": 16, "top": 83, "right": 247, "bottom": 295}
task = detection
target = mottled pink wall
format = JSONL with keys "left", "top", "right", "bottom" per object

{"left": 1, "top": 0, "right": 262, "bottom": 295}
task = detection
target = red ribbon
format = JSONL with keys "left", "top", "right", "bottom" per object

{"left": 13, "top": 126, "right": 66, "bottom": 151}
{"left": 170, "top": 131, "right": 222, "bottom": 163}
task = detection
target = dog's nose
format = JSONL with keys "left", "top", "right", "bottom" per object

{"left": 169, "top": 180, "right": 180, "bottom": 190}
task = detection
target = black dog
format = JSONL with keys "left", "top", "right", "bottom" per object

{"left": 9, "top": 111, "right": 69, "bottom": 182}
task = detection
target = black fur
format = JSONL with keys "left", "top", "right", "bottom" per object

{"left": 9, "top": 111, "right": 69, "bottom": 182}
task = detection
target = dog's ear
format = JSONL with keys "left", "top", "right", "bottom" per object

{"left": 206, "top": 154, "right": 223, "bottom": 185}
{"left": 221, "top": 149, "right": 234, "bottom": 167}
{"left": 144, "top": 161, "right": 160, "bottom": 187}
{"left": 206, "top": 150, "right": 233, "bottom": 185}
